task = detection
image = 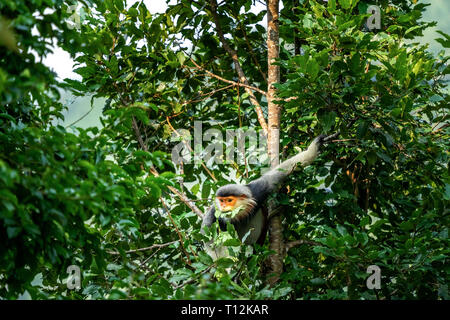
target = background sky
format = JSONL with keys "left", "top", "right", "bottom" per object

{"left": 48, "top": 0, "right": 450, "bottom": 129}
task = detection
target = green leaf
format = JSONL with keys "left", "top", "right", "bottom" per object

{"left": 177, "top": 51, "right": 186, "bottom": 66}
{"left": 223, "top": 238, "right": 241, "bottom": 246}
{"left": 444, "top": 184, "right": 450, "bottom": 201}
{"left": 395, "top": 51, "right": 407, "bottom": 80}
{"left": 7, "top": 226, "right": 21, "bottom": 239}
{"left": 386, "top": 25, "right": 401, "bottom": 33}
{"left": 399, "top": 220, "right": 414, "bottom": 231}
{"left": 128, "top": 7, "right": 138, "bottom": 18}
{"left": 328, "top": 0, "right": 337, "bottom": 11}
{"left": 356, "top": 120, "right": 369, "bottom": 138}
{"left": 338, "top": 0, "right": 351, "bottom": 10}
{"left": 303, "top": 14, "right": 314, "bottom": 29}
{"left": 318, "top": 110, "right": 336, "bottom": 132}
{"left": 191, "top": 183, "right": 200, "bottom": 195}
{"left": 376, "top": 152, "right": 392, "bottom": 165}
{"left": 311, "top": 277, "right": 326, "bottom": 285}
{"left": 216, "top": 257, "right": 235, "bottom": 268}
{"left": 337, "top": 225, "right": 348, "bottom": 236}
{"left": 114, "top": 0, "right": 124, "bottom": 11}
{"left": 306, "top": 58, "right": 320, "bottom": 80}
{"left": 435, "top": 31, "right": 450, "bottom": 48}
{"left": 405, "top": 25, "right": 422, "bottom": 36}
{"left": 201, "top": 181, "right": 211, "bottom": 199}
{"left": 366, "top": 151, "right": 377, "bottom": 165}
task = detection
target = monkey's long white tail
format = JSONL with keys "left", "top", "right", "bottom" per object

{"left": 290, "top": 140, "right": 320, "bottom": 168}
{"left": 271, "top": 138, "right": 320, "bottom": 173}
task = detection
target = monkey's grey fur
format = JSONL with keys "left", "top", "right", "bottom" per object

{"left": 202, "top": 135, "right": 326, "bottom": 260}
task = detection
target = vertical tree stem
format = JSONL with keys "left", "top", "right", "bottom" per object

{"left": 266, "top": 0, "right": 283, "bottom": 286}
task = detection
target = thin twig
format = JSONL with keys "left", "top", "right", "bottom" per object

{"left": 140, "top": 247, "right": 161, "bottom": 267}
{"left": 181, "top": 84, "right": 234, "bottom": 106}
{"left": 107, "top": 241, "right": 178, "bottom": 255}
{"left": 172, "top": 264, "right": 214, "bottom": 290}
{"left": 65, "top": 104, "right": 94, "bottom": 128}
{"left": 161, "top": 197, "right": 192, "bottom": 265}
{"left": 239, "top": 20, "right": 267, "bottom": 83}
{"left": 285, "top": 239, "right": 321, "bottom": 254}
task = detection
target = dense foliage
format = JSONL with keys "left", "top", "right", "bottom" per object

{"left": 0, "top": 0, "right": 448, "bottom": 299}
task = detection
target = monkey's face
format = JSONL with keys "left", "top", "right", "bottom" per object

{"left": 216, "top": 195, "right": 247, "bottom": 212}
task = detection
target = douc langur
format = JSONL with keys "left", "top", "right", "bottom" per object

{"left": 202, "top": 135, "right": 327, "bottom": 260}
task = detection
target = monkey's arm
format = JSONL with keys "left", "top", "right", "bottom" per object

{"left": 247, "top": 135, "right": 325, "bottom": 199}
{"left": 202, "top": 205, "right": 217, "bottom": 228}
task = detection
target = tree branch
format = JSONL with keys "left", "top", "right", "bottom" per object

{"left": 266, "top": 0, "right": 283, "bottom": 287}
{"left": 107, "top": 241, "right": 178, "bottom": 255}
{"left": 285, "top": 239, "right": 321, "bottom": 254}
{"left": 187, "top": 59, "right": 267, "bottom": 97}
{"left": 172, "top": 264, "right": 214, "bottom": 290}
{"left": 235, "top": 17, "right": 267, "bottom": 83}
{"left": 161, "top": 197, "right": 192, "bottom": 265}
{"left": 209, "top": 0, "right": 268, "bottom": 136}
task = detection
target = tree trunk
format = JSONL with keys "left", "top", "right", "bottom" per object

{"left": 266, "top": 0, "right": 283, "bottom": 286}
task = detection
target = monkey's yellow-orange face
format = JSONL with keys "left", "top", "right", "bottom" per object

{"left": 216, "top": 196, "right": 246, "bottom": 212}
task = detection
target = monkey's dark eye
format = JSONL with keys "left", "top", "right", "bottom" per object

{"left": 228, "top": 199, "right": 232, "bottom": 202}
